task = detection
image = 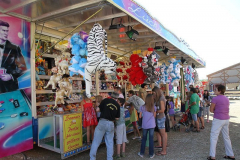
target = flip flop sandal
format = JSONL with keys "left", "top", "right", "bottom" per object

{"left": 156, "top": 151, "right": 167, "bottom": 156}
{"left": 192, "top": 129, "right": 200, "bottom": 132}
{"left": 201, "top": 126, "right": 205, "bottom": 129}
{"left": 154, "top": 146, "right": 162, "bottom": 149}
{"left": 207, "top": 156, "right": 215, "bottom": 160}
{"left": 223, "top": 156, "right": 235, "bottom": 160}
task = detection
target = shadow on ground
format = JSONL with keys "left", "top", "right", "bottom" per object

{"left": 2, "top": 100, "right": 240, "bottom": 160}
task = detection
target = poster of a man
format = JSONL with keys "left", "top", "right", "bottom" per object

{"left": 0, "top": 20, "right": 27, "bottom": 93}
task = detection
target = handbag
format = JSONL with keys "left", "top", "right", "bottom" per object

{"left": 165, "top": 115, "right": 170, "bottom": 132}
{"left": 138, "top": 117, "right": 142, "bottom": 127}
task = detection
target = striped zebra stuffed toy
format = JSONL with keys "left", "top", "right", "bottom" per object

{"left": 85, "top": 23, "right": 116, "bottom": 98}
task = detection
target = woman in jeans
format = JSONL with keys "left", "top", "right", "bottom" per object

{"left": 207, "top": 85, "right": 235, "bottom": 160}
{"left": 152, "top": 87, "right": 167, "bottom": 156}
{"left": 138, "top": 94, "right": 156, "bottom": 158}
{"left": 203, "top": 90, "right": 211, "bottom": 122}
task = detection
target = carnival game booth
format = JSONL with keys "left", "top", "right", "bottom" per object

{"left": 0, "top": 0, "right": 205, "bottom": 159}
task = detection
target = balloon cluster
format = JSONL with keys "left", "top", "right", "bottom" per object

{"left": 68, "top": 32, "right": 88, "bottom": 78}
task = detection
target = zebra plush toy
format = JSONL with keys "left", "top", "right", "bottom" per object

{"left": 85, "top": 23, "right": 116, "bottom": 98}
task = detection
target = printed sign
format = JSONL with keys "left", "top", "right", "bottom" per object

{"left": 63, "top": 113, "right": 82, "bottom": 153}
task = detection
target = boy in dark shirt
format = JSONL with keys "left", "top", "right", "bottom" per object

{"left": 90, "top": 92, "right": 120, "bottom": 160}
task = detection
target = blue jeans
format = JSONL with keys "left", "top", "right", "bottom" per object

{"left": 140, "top": 128, "right": 154, "bottom": 156}
{"left": 90, "top": 119, "right": 114, "bottom": 160}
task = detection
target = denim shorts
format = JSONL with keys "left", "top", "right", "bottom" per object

{"left": 197, "top": 107, "right": 203, "bottom": 117}
{"left": 192, "top": 114, "right": 198, "bottom": 121}
{"left": 157, "top": 117, "right": 166, "bottom": 129}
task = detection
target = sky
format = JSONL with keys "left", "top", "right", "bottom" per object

{"left": 136, "top": 0, "right": 240, "bottom": 79}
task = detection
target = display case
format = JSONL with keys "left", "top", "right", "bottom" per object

{"left": 38, "top": 112, "right": 88, "bottom": 159}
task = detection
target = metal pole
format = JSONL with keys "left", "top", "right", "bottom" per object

{"left": 35, "top": 6, "right": 104, "bottom": 59}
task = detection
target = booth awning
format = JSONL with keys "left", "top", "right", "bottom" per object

{"left": 0, "top": 0, "right": 205, "bottom": 68}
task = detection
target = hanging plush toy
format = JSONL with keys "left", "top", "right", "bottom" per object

{"left": 184, "top": 65, "right": 194, "bottom": 90}
{"left": 99, "top": 69, "right": 107, "bottom": 80}
{"left": 128, "top": 54, "right": 147, "bottom": 85}
{"left": 85, "top": 23, "right": 116, "bottom": 98}
{"left": 142, "top": 51, "right": 160, "bottom": 83}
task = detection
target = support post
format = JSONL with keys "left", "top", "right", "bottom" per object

{"left": 30, "top": 22, "right": 37, "bottom": 118}
{"left": 166, "top": 83, "right": 169, "bottom": 96}
{"left": 96, "top": 71, "right": 99, "bottom": 95}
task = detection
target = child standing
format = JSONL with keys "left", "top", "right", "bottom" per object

{"left": 95, "top": 95, "right": 103, "bottom": 122}
{"left": 169, "top": 97, "right": 176, "bottom": 128}
{"left": 114, "top": 98, "right": 127, "bottom": 159}
{"left": 138, "top": 94, "right": 156, "bottom": 158}
{"left": 129, "top": 103, "right": 141, "bottom": 140}
{"left": 81, "top": 92, "right": 98, "bottom": 145}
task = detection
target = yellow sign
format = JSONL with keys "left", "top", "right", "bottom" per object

{"left": 63, "top": 113, "right": 82, "bottom": 153}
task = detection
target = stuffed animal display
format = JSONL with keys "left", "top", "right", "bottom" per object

{"left": 184, "top": 65, "right": 194, "bottom": 90}
{"left": 44, "top": 52, "right": 71, "bottom": 90}
{"left": 69, "top": 32, "right": 88, "bottom": 78}
{"left": 158, "top": 63, "right": 169, "bottom": 84}
{"left": 128, "top": 54, "right": 147, "bottom": 86}
{"left": 53, "top": 74, "right": 73, "bottom": 108}
{"left": 85, "top": 23, "right": 116, "bottom": 98}
{"left": 167, "top": 58, "right": 182, "bottom": 86}
{"left": 140, "top": 51, "right": 161, "bottom": 83}
{"left": 116, "top": 60, "right": 131, "bottom": 85}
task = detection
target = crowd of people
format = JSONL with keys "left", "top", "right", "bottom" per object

{"left": 80, "top": 83, "right": 235, "bottom": 160}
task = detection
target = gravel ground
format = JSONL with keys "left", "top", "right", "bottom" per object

{"left": 2, "top": 100, "right": 240, "bottom": 160}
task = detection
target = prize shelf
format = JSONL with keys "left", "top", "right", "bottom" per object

{"left": 38, "top": 75, "right": 95, "bottom": 81}
{"left": 99, "top": 90, "right": 114, "bottom": 93}
{"left": 100, "top": 80, "right": 118, "bottom": 82}
{"left": 36, "top": 100, "right": 82, "bottom": 106}
{"left": 42, "top": 53, "right": 57, "bottom": 58}
{"left": 126, "top": 89, "right": 152, "bottom": 92}
{"left": 36, "top": 89, "right": 96, "bottom": 94}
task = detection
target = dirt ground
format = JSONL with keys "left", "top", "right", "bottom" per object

{"left": 2, "top": 100, "right": 240, "bottom": 160}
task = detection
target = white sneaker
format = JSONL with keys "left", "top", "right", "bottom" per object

{"left": 132, "top": 137, "right": 137, "bottom": 140}
{"left": 138, "top": 152, "right": 143, "bottom": 158}
{"left": 150, "top": 154, "right": 155, "bottom": 158}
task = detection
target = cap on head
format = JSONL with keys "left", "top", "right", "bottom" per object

{"left": 111, "top": 92, "right": 119, "bottom": 99}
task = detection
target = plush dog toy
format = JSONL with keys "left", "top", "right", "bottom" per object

{"left": 54, "top": 86, "right": 67, "bottom": 108}
{"left": 44, "top": 74, "right": 62, "bottom": 90}
{"left": 58, "top": 60, "right": 69, "bottom": 75}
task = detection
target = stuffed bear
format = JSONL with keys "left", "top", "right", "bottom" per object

{"left": 99, "top": 69, "right": 106, "bottom": 80}
{"left": 101, "top": 82, "right": 107, "bottom": 90}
